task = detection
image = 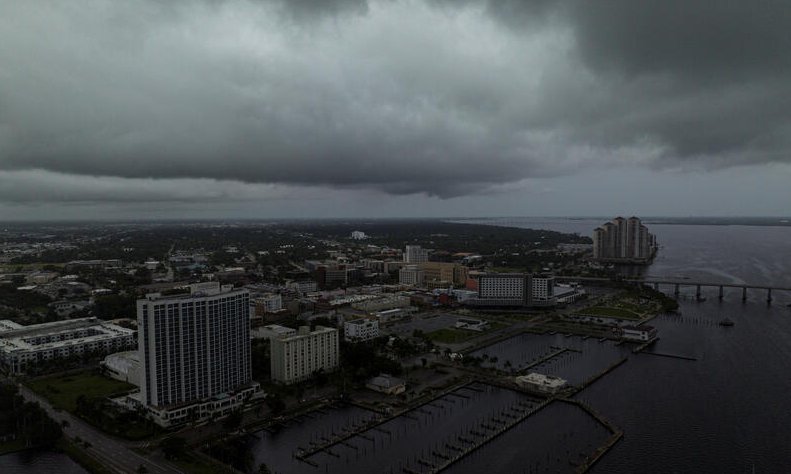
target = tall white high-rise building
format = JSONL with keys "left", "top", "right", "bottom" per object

{"left": 270, "top": 326, "right": 339, "bottom": 384}
{"left": 592, "top": 216, "right": 657, "bottom": 263}
{"left": 404, "top": 245, "right": 429, "bottom": 264}
{"left": 137, "top": 282, "right": 255, "bottom": 424}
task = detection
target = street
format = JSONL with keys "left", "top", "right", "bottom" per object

{"left": 17, "top": 384, "right": 181, "bottom": 474}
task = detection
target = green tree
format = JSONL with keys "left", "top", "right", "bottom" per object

{"left": 160, "top": 436, "right": 187, "bottom": 460}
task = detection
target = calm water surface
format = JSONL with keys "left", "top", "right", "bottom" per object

{"left": 0, "top": 450, "right": 87, "bottom": 473}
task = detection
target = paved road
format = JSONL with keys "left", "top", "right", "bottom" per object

{"left": 17, "top": 384, "right": 181, "bottom": 474}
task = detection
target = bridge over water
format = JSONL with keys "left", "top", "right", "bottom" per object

{"left": 556, "top": 276, "right": 791, "bottom": 303}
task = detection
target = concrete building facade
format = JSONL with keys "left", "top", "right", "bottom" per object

{"left": 0, "top": 318, "right": 135, "bottom": 375}
{"left": 403, "top": 245, "right": 429, "bottom": 264}
{"left": 344, "top": 318, "right": 380, "bottom": 342}
{"left": 399, "top": 265, "right": 425, "bottom": 287}
{"left": 136, "top": 282, "right": 255, "bottom": 426}
{"left": 270, "top": 326, "right": 339, "bottom": 384}
{"left": 593, "top": 216, "right": 657, "bottom": 263}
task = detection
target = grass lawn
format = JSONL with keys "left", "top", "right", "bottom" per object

{"left": 26, "top": 371, "right": 135, "bottom": 412}
{"left": 173, "top": 457, "right": 237, "bottom": 474}
{"left": 426, "top": 328, "right": 478, "bottom": 344}
{"left": 0, "top": 438, "right": 27, "bottom": 455}
{"left": 427, "top": 322, "right": 507, "bottom": 344}
{"left": 577, "top": 306, "right": 641, "bottom": 320}
{"left": 56, "top": 438, "right": 115, "bottom": 474}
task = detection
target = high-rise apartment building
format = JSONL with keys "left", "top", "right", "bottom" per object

{"left": 270, "top": 326, "right": 339, "bottom": 384}
{"left": 404, "top": 245, "right": 429, "bottom": 264}
{"left": 593, "top": 216, "right": 657, "bottom": 263}
{"left": 136, "top": 282, "right": 258, "bottom": 426}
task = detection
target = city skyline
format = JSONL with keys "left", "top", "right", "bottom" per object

{"left": 2, "top": 1, "right": 791, "bottom": 220}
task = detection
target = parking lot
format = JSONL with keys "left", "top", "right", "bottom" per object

{"left": 383, "top": 312, "right": 466, "bottom": 338}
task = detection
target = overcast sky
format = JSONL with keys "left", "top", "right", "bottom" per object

{"left": 2, "top": 0, "right": 790, "bottom": 220}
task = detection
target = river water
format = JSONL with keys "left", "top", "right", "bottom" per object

{"left": 458, "top": 217, "right": 791, "bottom": 473}
{"left": 0, "top": 449, "right": 87, "bottom": 473}
{"left": 239, "top": 218, "right": 791, "bottom": 473}
{"left": 6, "top": 218, "right": 790, "bottom": 472}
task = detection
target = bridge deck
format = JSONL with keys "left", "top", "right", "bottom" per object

{"left": 556, "top": 276, "right": 791, "bottom": 291}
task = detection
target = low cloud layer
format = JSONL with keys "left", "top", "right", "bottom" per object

{"left": 1, "top": 0, "right": 790, "bottom": 208}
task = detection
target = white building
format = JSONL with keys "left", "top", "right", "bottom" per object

{"left": 136, "top": 282, "right": 258, "bottom": 427}
{"left": 403, "top": 245, "right": 429, "bottom": 264}
{"left": 621, "top": 325, "right": 657, "bottom": 342}
{"left": 344, "top": 318, "right": 380, "bottom": 342}
{"left": 365, "top": 374, "right": 406, "bottom": 395}
{"left": 271, "top": 326, "right": 339, "bottom": 384}
{"left": 0, "top": 318, "right": 136, "bottom": 375}
{"left": 250, "top": 293, "right": 283, "bottom": 322}
{"left": 102, "top": 351, "right": 141, "bottom": 385}
{"left": 455, "top": 318, "right": 490, "bottom": 332}
{"left": 515, "top": 373, "right": 568, "bottom": 394}
{"left": 289, "top": 280, "right": 318, "bottom": 295}
{"left": 399, "top": 265, "right": 425, "bottom": 287}
{"left": 350, "top": 231, "right": 368, "bottom": 240}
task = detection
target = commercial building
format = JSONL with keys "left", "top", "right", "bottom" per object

{"left": 365, "top": 374, "right": 406, "bottom": 395}
{"left": 465, "top": 273, "right": 557, "bottom": 307}
{"left": 344, "top": 318, "right": 380, "bottom": 342}
{"left": 249, "top": 293, "right": 284, "bottom": 324}
{"left": 136, "top": 282, "right": 259, "bottom": 427}
{"left": 374, "top": 307, "right": 417, "bottom": 323}
{"left": 0, "top": 318, "right": 136, "bottom": 375}
{"left": 351, "top": 295, "right": 411, "bottom": 313}
{"left": 455, "top": 318, "right": 490, "bottom": 332}
{"left": 270, "top": 326, "right": 339, "bottom": 385}
{"left": 420, "top": 262, "right": 469, "bottom": 288}
{"left": 593, "top": 217, "right": 657, "bottom": 263}
{"left": 404, "top": 245, "right": 429, "bottom": 264}
{"left": 620, "top": 325, "right": 658, "bottom": 342}
{"left": 515, "top": 373, "right": 568, "bottom": 394}
{"left": 350, "top": 231, "right": 368, "bottom": 240}
{"left": 289, "top": 280, "right": 318, "bottom": 295}
{"left": 102, "top": 351, "right": 141, "bottom": 385}
{"left": 399, "top": 265, "right": 425, "bottom": 287}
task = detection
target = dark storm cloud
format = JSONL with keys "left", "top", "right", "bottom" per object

{"left": 0, "top": 0, "right": 790, "bottom": 205}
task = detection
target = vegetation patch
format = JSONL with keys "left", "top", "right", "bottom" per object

{"left": 426, "top": 328, "right": 478, "bottom": 344}
{"left": 26, "top": 370, "right": 135, "bottom": 412}
{"left": 576, "top": 306, "right": 640, "bottom": 319}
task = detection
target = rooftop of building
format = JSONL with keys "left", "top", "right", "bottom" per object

{"left": 516, "top": 372, "right": 567, "bottom": 387}
{"left": 142, "top": 282, "right": 246, "bottom": 301}
{"left": 0, "top": 317, "right": 134, "bottom": 353}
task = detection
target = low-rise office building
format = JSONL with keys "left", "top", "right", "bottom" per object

{"left": 399, "top": 265, "right": 425, "bottom": 287}
{"left": 621, "top": 325, "right": 657, "bottom": 342}
{"left": 0, "top": 318, "right": 136, "bottom": 375}
{"left": 366, "top": 374, "right": 406, "bottom": 395}
{"left": 344, "top": 318, "right": 380, "bottom": 342}
{"left": 515, "top": 373, "right": 568, "bottom": 394}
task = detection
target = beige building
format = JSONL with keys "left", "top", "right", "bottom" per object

{"left": 419, "top": 262, "right": 469, "bottom": 288}
{"left": 270, "top": 326, "right": 339, "bottom": 384}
